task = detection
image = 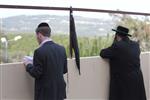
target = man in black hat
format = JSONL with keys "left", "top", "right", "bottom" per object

{"left": 23, "top": 22, "right": 68, "bottom": 100}
{"left": 100, "top": 26, "right": 147, "bottom": 100}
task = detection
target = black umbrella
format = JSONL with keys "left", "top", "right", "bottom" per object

{"left": 69, "top": 7, "right": 80, "bottom": 75}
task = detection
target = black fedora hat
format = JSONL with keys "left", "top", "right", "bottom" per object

{"left": 112, "top": 26, "right": 132, "bottom": 37}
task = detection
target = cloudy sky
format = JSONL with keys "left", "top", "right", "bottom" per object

{"left": 0, "top": 0, "right": 149, "bottom": 18}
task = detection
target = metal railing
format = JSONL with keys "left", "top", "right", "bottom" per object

{"left": 0, "top": 4, "right": 150, "bottom": 16}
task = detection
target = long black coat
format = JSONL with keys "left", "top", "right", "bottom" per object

{"left": 100, "top": 39, "right": 147, "bottom": 100}
{"left": 26, "top": 41, "right": 67, "bottom": 100}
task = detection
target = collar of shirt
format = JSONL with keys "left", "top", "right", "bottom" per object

{"left": 39, "top": 38, "right": 52, "bottom": 47}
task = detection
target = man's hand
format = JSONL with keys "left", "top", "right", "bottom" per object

{"left": 23, "top": 58, "right": 32, "bottom": 66}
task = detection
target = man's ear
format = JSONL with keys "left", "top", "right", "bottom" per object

{"left": 38, "top": 32, "right": 43, "bottom": 38}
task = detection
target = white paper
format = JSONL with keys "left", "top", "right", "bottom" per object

{"left": 23, "top": 56, "right": 33, "bottom": 63}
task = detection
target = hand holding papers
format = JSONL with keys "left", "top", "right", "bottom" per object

{"left": 23, "top": 56, "right": 33, "bottom": 66}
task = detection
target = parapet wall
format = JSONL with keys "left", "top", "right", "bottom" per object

{"left": 0, "top": 52, "right": 149, "bottom": 100}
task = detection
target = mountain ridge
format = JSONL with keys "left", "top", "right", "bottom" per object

{"left": 2, "top": 15, "right": 115, "bottom": 36}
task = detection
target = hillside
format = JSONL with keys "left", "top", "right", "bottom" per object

{"left": 2, "top": 15, "right": 115, "bottom": 36}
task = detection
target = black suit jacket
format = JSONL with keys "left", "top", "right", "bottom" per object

{"left": 26, "top": 41, "right": 67, "bottom": 100}
{"left": 100, "top": 39, "right": 141, "bottom": 74}
{"left": 100, "top": 39, "right": 146, "bottom": 100}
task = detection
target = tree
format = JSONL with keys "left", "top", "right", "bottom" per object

{"left": 111, "top": 14, "right": 150, "bottom": 51}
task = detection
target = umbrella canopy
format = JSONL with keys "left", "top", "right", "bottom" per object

{"left": 69, "top": 7, "right": 80, "bottom": 75}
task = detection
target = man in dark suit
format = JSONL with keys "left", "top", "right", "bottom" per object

{"left": 100, "top": 26, "right": 147, "bottom": 100}
{"left": 23, "top": 22, "right": 68, "bottom": 100}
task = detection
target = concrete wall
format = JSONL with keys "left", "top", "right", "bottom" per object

{"left": 141, "top": 52, "right": 150, "bottom": 100}
{"left": 0, "top": 53, "right": 149, "bottom": 100}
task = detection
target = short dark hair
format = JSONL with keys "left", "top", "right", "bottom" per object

{"left": 116, "top": 33, "right": 129, "bottom": 41}
{"left": 35, "top": 22, "right": 51, "bottom": 37}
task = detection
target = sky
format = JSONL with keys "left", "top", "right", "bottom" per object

{"left": 0, "top": 0, "right": 150, "bottom": 18}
